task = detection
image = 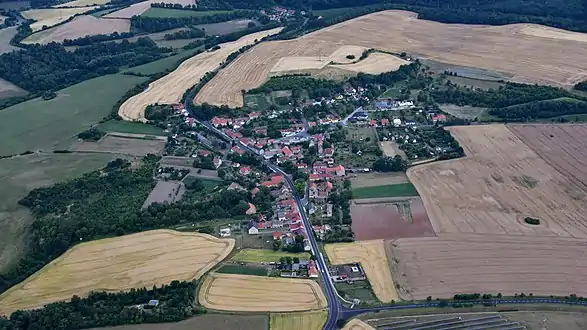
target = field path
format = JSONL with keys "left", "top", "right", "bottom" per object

{"left": 118, "top": 27, "right": 282, "bottom": 122}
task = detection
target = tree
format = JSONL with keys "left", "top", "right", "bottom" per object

{"left": 273, "top": 239, "right": 282, "bottom": 251}
{"left": 293, "top": 256, "right": 300, "bottom": 263}
{"left": 294, "top": 179, "right": 306, "bottom": 196}
{"left": 343, "top": 179, "right": 351, "bottom": 189}
{"left": 372, "top": 155, "right": 408, "bottom": 172}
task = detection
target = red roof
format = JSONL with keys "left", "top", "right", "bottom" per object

{"left": 433, "top": 114, "right": 447, "bottom": 121}
{"left": 282, "top": 146, "right": 293, "bottom": 157}
{"left": 381, "top": 119, "right": 389, "bottom": 125}
{"left": 231, "top": 146, "right": 246, "bottom": 155}
{"left": 172, "top": 104, "right": 184, "bottom": 110}
{"left": 290, "top": 222, "right": 303, "bottom": 231}
{"left": 198, "top": 150, "right": 211, "bottom": 157}
{"left": 324, "top": 148, "right": 334, "bottom": 156}
{"left": 273, "top": 231, "right": 283, "bottom": 239}
{"left": 369, "top": 120, "right": 377, "bottom": 126}
{"left": 308, "top": 121, "right": 316, "bottom": 127}
{"left": 248, "top": 112, "right": 260, "bottom": 119}
{"left": 310, "top": 173, "right": 334, "bottom": 181}
{"left": 239, "top": 166, "right": 251, "bottom": 175}
{"left": 262, "top": 175, "right": 284, "bottom": 187}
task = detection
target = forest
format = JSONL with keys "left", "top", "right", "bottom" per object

{"left": 575, "top": 80, "right": 587, "bottom": 92}
{"left": 488, "top": 98, "right": 587, "bottom": 121}
{"left": 0, "top": 280, "right": 205, "bottom": 330}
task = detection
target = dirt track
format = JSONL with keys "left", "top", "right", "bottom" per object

{"left": 118, "top": 28, "right": 282, "bottom": 122}
{"left": 196, "top": 10, "right": 587, "bottom": 107}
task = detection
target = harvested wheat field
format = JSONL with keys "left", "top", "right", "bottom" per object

{"left": 325, "top": 240, "right": 398, "bottom": 302}
{"left": 270, "top": 310, "right": 328, "bottom": 330}
{"left": 119, "top": 28, "right": 282, "bottom": 122}
{"left": 22, "top": 7, "right": 98, "bottom": 32}
{"left": 54, "top": 0, "right": 110, "bottom": 7}
{"left": 408, "top": 124, "right": 587, "bottom": 238}
{"left": 0, "top": 230, "right": 234, "bottom": 315}
{"left": 196, "top": 10, "right": 587, "bottom": 107}
{"left": 104, "top": 0, "right": 194, "bottom": 18}
{"left": 23, "top": 15, "right": 130, "bottom": 44}
{"left": 342, "top": 319, "right": 375, "bottom": 330}
{"left": 388, "top": 234, "right": 587, "bottom": 300}
{"left": 331, "top": 52, "right": 408, "bottom": 74}
{"left": 199, "top": 273, "right": 327, "bottom": 312}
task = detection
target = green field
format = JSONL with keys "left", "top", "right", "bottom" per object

{"left": 97, "top": 120, "right": 166, "bottom": 136}
{"left": 244, "top": 93, "right": 271, "bottom": 111}
{"left": 0, "top": 153, "right": 116, "bottom": 272}
{"left": 232, "top": 249, "right": 311, "bottom": 263}
{"left": 124, "top": 49, "right": 200, "bottom": 76}
{"left": 379, "top": 87, "right": 403, "bottom": 99}
{"left": 352, "top": 183, "right": 419, "bottom": 199}
{"left": 141, "top": 8, "right": 232, "bottom": 18}
{"left": 0, "top": 74, "right": 147, "bottom": 157}
{"left": 216, "top": 264, "right": 268, "bottom": 276}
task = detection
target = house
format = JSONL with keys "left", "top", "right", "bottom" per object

{"left": 323, "top": 148, "right": 334, "bottom": 157}
{"left": 248, "top": 221, "right": 259, "bottom": 235}
{"left": 309, "top": 260, "right": 318, "bottom": 278}
{"left": 251, "top": 187, "right": 260, "bottom": 197}
{"left": 262, "top": 175, "right": 285, "bottom": 187}
{"left": 296, "top": 163, "right": 308, "bottom": 169}
{"left": 248, "top": 112, "right": 260, "bottom": 120}
{"left": 406, "top": 120, "right": 417, "bottom": 126}
{"left": 313, "top": 224, "right": 331, "bottom": 239}
{"left": 246, "top": 203, "right": 257, "bottom": 215}
{"left": 148, "top": 300, "right": 159, "bottom": 307}
{"left": 185, "top": 117, "right": 196, "bottom": 127}
{"left": 393, "top": 118, "right": 402, "bottom": 126}
{"left": 172, "top": 104, "right": 184, "bottom": 111}
{"left": 375, "top": 99, "right": 394, "bottom": 110}
{"left": 324, "top": 165, "right": 345, "bottom": 177}
{"left": 313, "top": 162, "right": 328, "bottom": 171}
{"left": 239, "top": 166, "right": 252, "bottom": 176}
{"left": 369, "top": 119, "right": 378, "bottom": 127}
{"left": 231, "top": 145, "right": 246, "bottom": 155}
{"left": 273, "top": 231, "right": 283, "bottom": 240}
{"left": 323, "top": 157, "right": 335, "bottom": 165}
{"left": 310, "top": 173, "right": 334, "bottom": 181}
{"left": 381, "top": 118, "right": 389, "bottom": 126}
{"left": 432, "top": 114, "right": 447, "bottom": 122}
{"left": 398, "top": 100, "right": 414, "bottom": 107}
{"left": 224, "top": 129, "right": 243, "bottom": 139}
{"left": 228, "top": 182, "right": 245, "bottom": 191}
{"left": 211, "top": 116, "right": 232, "bottom": 127}
{"left": 198, "top": 149, "right": 211, "bottom": 157}
{"left": 324, "top": 204, "right": 333, "bottom": 218}
{"left": 282, "top": 146, "right": 293, "bottom": 158}
{"left": 213, "top": 157, "right": 222, "bottom": 169}
{"left": 333, "top": 264, "right": 366, "bottom": 282}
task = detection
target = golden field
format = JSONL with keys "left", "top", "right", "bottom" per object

{"left": 342, "top": 319, "right": 376, "bottom": 330}
{"left": 270, "top": 310, "right": 328, "bottom": 330}
{"left": 22, "top": 7, "right": 98, "bottom": 32}
{"left": 54, "top": 0, "right": 110, "bottom": 7}
{"left": 23, "top": 15, "right": 130, "bottom": 44}
{"left": 0, "top": 230, "right": 234, "bottom": 315}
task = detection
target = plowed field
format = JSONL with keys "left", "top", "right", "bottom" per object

{"left": 0, "top": 230, "right": 234, "bottom": 315}
{"left": 196, "top": 10, "right": 587, "bottom": 107}
{"left": 199, "top": 273, "right": 327, "bottom": 312}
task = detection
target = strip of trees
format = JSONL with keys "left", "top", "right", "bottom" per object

{"left": 130, "top": 10, "right": 257, "bottom": 33}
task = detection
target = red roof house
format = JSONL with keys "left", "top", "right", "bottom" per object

{"left": 239, "top": 166, "right": 251, "bottom": 176}
{"left": 246, "top": 203, "right": 257, "bottom": 215}
{"left": 381, "top": 118, "right": 389, "bottom": 126}
{"left": 282, "top": 146, "right": 293, "bottom": 158}
{"left": 198, "top": 150, "right": 211, "bottom": 157}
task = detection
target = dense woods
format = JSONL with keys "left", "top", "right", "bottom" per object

{"left": 489, "top": 98, "right": 587, "bottom": 122}
{"left": 575, "top": 80, "right": 587, "bottom": 92}
{"left": 0, "top": 280, "right": 204, "bottom": 330}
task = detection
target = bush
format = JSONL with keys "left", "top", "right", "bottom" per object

{"left": 524, "top": 217, "right": 540, "bottom": 225}
{"left": 77, "top": 128, "right": 105, "bottom": 141}
{"left": 345, "top": 54, "right": 355, "bottom": 60}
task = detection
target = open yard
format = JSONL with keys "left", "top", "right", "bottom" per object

{"left": 350, "top": 198, "right": 434, "bottom": 240}
{"left": 69, "top": 134, "right": 166, "bottom": 156}
{"left": 270, "top": 310, "right": 328, "bottom": 330}
{"left": 232, "top": 249, "right": 311, "bottom": 263}
{"left": 324, "top": 240, "right": 398, "bottom": 303}
{"left": 352, "top": 183, "right": 419, "bottom": 199}
{"left": 0, "top": 153, "right": 115, "bottom": 273}
{"left": 0, "top": 230, "right": 234, "bottom": 315}
{"left": 23, "top": 15, "right": 130, "bottom": 44}
{"left": 95, "top": 314, "right": 269, "bottom": 330}
{"left": 199, "top": 273, "right": 327, "bottom": 312}
{"left": 196, "top": 10, "right": 587, "bottom": 107}
{"left": 104, "top": 0, "right": 195, "bottom": 18}
{"left": 0, "top": 74, "right": 147, "bottom": 157}
{"left": 22, "top": 7, "right": 99, "bottom": 31}
{"left": 119, "top": 28, "right": 281, "bottom": 122}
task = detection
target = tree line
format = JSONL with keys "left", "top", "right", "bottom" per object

{"left": 575, "top": 80, "right": 587, "bottom": 92}
{"left": 488, "top": 98, "right": 587, "bottom": 121}
{"left": 248, "top": 75, "right": 344, "bottom": 99}
{"left": 130, "top": 10, "right": 257, "bottom": 33}
{"left": 63, "top": 32, "right": 135, "bottom": 46}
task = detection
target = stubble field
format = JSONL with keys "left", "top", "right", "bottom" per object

{"left": 69, "top": 134, "right": 165, "bottom": 156}
{"left": 54, "top": 0, "right": 110, "bottom": 7}
{"left": 270, "top": 310, "right": 328, "bottom": 330}
{"left": 0, "top": 230, "right": 234, "bottom": 315}
{"left": 22, "top": 7, "right": 99, "bottom": 31}
{"left": 342, "top": 319, "right": 375, "bottom": 330}
{"left": 330, "top": 52, "right": 408, "bottom": 75}
{"left": 118, "top": 28, "right": 282, "bottom": 122}
{"left": 23, "top": 15, "right": 130, "bottom": 44}
{"left": 199, "top": 273, "right": 327, "bottom": 312}
{"left": 324, "top": 240, "right": 399, "bottom": 302}
{"left": 104, "top": 0, "right": 194, "bottom": 19}
{"left": 196, "top": 10, "right": 587, "bottom": 107}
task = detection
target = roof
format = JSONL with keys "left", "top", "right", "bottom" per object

{"left": 231, "top": 145, "right": 246, "bottom": 155}
{"left": 239, "top": 166, "right": 251, "bottom": 175}
{"left": 246, "top": 203, "right": 257, "bottom": 214}
{"left": 273, "top": 231, "right": 283, "bottom": 239}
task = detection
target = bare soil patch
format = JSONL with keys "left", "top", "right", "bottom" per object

{"left": 325, "top": 240, "right": 399, "bottom": 302}
{"left": 197, "top": 10, "right": 587, "bottom": 107}
{"left": 54, "top": 0, "right": 110, "bottom": 7}
{"left": 23, "top": 15, "right": 130, "bottom": 44}
{"left": 378, "top": 141, "right": 406, "bottom": 158}
{"left": 104, "top": 0, "right": 194, "bottom": 19}
{"left": 199, "top": 273, "right": 327, "bottom": 312}
{"left": 350, "top": 172, "right": 408, "bottom": 188}
{"left": 22, "top": 7, "right": 99, "bottom": 31}
{"left": 0, "top": 230, "right": 234, "bottom": 315}
{"left": 69, "top": 134, "right": 165, "bottom": 156}
{"left": 388, "top": 234, "right": 587, "bottom": 300}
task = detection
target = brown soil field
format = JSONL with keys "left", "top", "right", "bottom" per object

{"left": 378, "top": 141, "right": 406, "bottom": 158}
{"left": 342, "top": 319, "right": 375, "bottom": 330}
{"left": 388, "top": 234, "right": 587, "bottom": 300}
{"left": 270, "top": 310, "right": 328, "bottom": 330}
{"left": 104, "top": 0, "right": 194, "bottom": 18}
{"left": 93, "top": 314, "right": 269, "bottom": 330}
{"left": 119, "top": 27, "right": 282, "bottom": 122}
{"left": 351, "top": 199, "right": 435, "bottom": 240}
{"left": 199, "top": 273, "right": 327, "bottom": 312}
{"left": 54, "top": 0, "right": 109, "bottom": 7}
{"left": 325, "top": 240, "right": 399, "bottom": 302}
{"left": 22, "top": 7, "right": 99, "bottom": 31}
{"left": 330, "top": 52, "right": 409, "bottom": 74}
{"left": 407, "top": 124, "right": 587, "bottom": 238}
{"left": 196, "top": 10, "right": 587, "bottom": 107}
{"left": 509, "top": 124, "right": 587, "bottom": 191}
{"left": 23, "top": 15, "right": 130, "bottom": 44}
{"left": 69, "top": 134, "right": 165, "bottom": 156}
{"left": 350, "top": 172, "right": 408, "bottom": 188}
{"left": 0, "top": 230, "right": 234, "bottom": 315}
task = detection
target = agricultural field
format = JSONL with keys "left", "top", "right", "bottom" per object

{"left": 215, "top": 264, "right": 268, "bottom": 276}
{"left": 196, "top": 19, "right": 256, "bottom": 36}
{"left": 438, "top": 104, "right": 487, "bottom": 120}
{"left": 350, "top": 198, "right": 434, "bottom": 241}
{"left": 349, "top": 172, "right": 409, "bottom": 188}
{"left": 119, "top": 28, "right": 281, "bottom": 122}
{"left": 0, "top": 153, "right": 116, "bottom": 273}
{"left": 124, "top": 47, "right": 200, "bottom": 76}
{"left": 96, "top": 120, "right": 166, "bottom": 136}
{"left": 232, "top": 249, "right": 311, "bottom": 263}
{"left": 54, "top": 0, "right": 110, "bottom": 7}
{"left": 330, "top": 52, "right": 408, "bottom": 74}
{"left": 324, "top": 240, "right": 398, "bottom": 302}
{"left": 196, "top": 10, "right": 587, "bottom": 107}
{"left": 69, "top": 134, "right": 166, "bottom": 156}
{"left": 270, "top": 310, "right": 328, "bottom": 330}
{"left": 352, "top": 183, "right": 419, "bottom": 199}
{"left": 199, "top": 273, "right": 327, "bottom": 312}
{"left": 0, "top": 73, "right": 147, "bottom": 157}
{"left": 23, "top": 15, "right": 130, "bottom": 44}
{"left": 22, "top": 7, "right": 99, "bottom": 31}
{"left": 341, "top": 319, "right": 375, "bottom": 330}
{"left": 0, "top": 78, "right": 27, "bottom": 100}
{"left": 0, "top": 26, "right": 20, "bottom": 54}
{"left": 407, "top": 124, "right": 587, "bottom": 238}
{"left": 104, "top": 0, "right": 195, "bottom": 19}
{"left": 0, "top": 230, "right": 234, "bottom": 315}
{"left": 96, "top": 314, "right": 269, "bottom": 330}
{"left": 141, "top": 8, "right": 231, "bottom": 18}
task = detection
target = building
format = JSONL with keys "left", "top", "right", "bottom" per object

{"left": 239, "top": 166, "right": 251, "bottom": 176}
{"left": 332, "top": 264, "right": 366, "bottom": 282}
{"left": 228, "top": 182, "right": 245, "bottom": 191}
{"left": 219, "top": 228, "right": 231, "bottom": 237}
{"left": 432, "top": 114, "right": 447, "bottom": 122}
{"left": 246, "top": 203, "right": 257, "bottom": 215}
{"left": 247, "top": 221, "right": 259, "bottom": 235}
{"left": 213, "top": 157, "right": 222, "bottom": 169}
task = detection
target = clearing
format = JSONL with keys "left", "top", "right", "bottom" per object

{"left": 104, "top": 0, "right": 195, "bottom": 19}
{"left": 54, "top": 0, "right": 109, "bottom": 7}
{"left": 0, "top": 153, "right": 116, "bottom": 273}
{"left": 0, "top": 73, "right": 147, "bottom": 157}
{"left": 352, "top": 183, "right": 419, "bottom": 199}
{"left": 378, "top": 141, "right": 406, "bottom": 158}
{"left": 407, "top": 124, "right": 587, "bottom": 238}
{"left": 0, "top": 230, "right": 234, "bottom": 315}
{"left": 196, "top": 10, "right": 587, "bottom": 107}
{"left": 196, "top": 19, "right": 256, "bottom": 36}
{"left": 69, "top": 134, "right": 166, "bottom": 156}
{"left": 270, "top": 310, "right": 328, "bottom": 330}
{"left": 232, "top": 249, "right": 311, "bottom": 262}
{"left": 199, "top": 273, "right": 327, "bottom": 312}
{"left": 438, "top": 104, "right": 487, "bottom": 120}
{"left": 23, "top": 15, "right": 130, "bottom": 44}
{"left": 22, "top": 7, "right": 99, "bottom": 31}
{"left": 351, "top": 198, "right": 434, "bottom": 241}
{"left": 93, "top": 314, "right": 269, "bottom": 330}
{"left": 142, "top": 180, "right": 184, "bottom": 208}
{"left": 350, "top": 172, "right": 408, "bottom": 188}
{"left": 388, "top": 234, "right": 587, "bottom": 300}
{"left": 342, "top": 319, "right": 375, "bottom": 330}
{"left": 324, "top": 240, "right": 398, "bottom": 302}
{"left": 119, "top": 28, "right": 282, "bottom": 122}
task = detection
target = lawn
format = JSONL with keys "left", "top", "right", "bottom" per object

{"left": 97, "top": 120, "right": 166, "bottom": 136}
{"left": 124, "top": 48, "right": 201, "bottom": 76}
{"left": 0, "top": 74, "right": 147, "bottom": 157}
{"left": 244, "top": 93, "right": 271, "bottom": 111}
{"left": 379, "top": 87, "right": 403, "bottom": 99}
{"left": 216, "top": 264, "right": 268, "bottom": 276}
{"left": 352, "top": 182, "right": 419, "bottom": 199}
{"left": 232, "top": 249, "right": 311, "bottom": 263}
{"left": 141, "top": 8, "right": 232, "bottom": 18}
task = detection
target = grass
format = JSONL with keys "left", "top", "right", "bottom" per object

{"left": 89, "top": 7, "right": 120, "bottom": 17}
{"left": 352, "top": 182, "right": 419, "bottom": 199}
{"left": 0, "top": 74, "right": 148, "bottom": 157}
{"left": 335, "top": 282, "right": 379, "bottom": 305}
{"left": 232, "top": 249, "right": 311, "bottom": 263}
{"left": 244, "top": 93, "right": 271, "bottom": 111}
{"left": 379, "top": 87, "right": 403, "bottom": 99}
{"left": 270, "top": 310, "right": 328, "bottom": 330}
{"left": 183, "top": 176, "right": 220, "bottom": 192}
{"left": 124, "top": 48, "right": 201, "bottom": 76}
{"left": 216, "top": 264, "right": 268, "bottom": 276}
{"left": 141, "top": 8, "right": 232, "bottom": 18}
{"left": 97, "top": 120, "right": 166, "bottom": 136}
